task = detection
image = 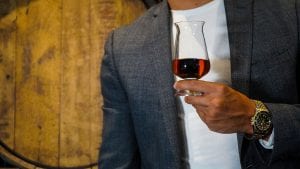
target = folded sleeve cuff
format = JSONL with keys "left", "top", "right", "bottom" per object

{"left": 259, "top": 128, "right": 274, "bottom": 149}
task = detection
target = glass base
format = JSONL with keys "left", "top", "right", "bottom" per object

{"left": 175, "top": 90, "right": 203, "bottom": 96}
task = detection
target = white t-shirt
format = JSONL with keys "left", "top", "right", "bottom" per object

{"left": 171, "top": 1, "right": 241, "bottom": 169}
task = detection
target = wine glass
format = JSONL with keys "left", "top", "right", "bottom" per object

{"left": 172, "top": 21, "right": 210, "bottom": 96}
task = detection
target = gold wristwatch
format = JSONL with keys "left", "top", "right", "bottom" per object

{"left": 246, "top": 100, "right": 273, "bottom": 140}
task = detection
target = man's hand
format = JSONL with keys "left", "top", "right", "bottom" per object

{"left": 174, "top": 80, "right": 256, "bottom": 134}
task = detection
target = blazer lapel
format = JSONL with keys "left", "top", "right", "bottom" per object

{"left": 225, "top": 0, "right": 253, "bottom": 95}
{"left": 149, "top": 0, "right": 184, "bottom": 165}
{"left": 224, "top": 0, "right": 254, "bottom": 153}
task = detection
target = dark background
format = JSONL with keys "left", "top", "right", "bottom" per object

{"left": 142, "top": 0, "right": 162, "bottom": 8}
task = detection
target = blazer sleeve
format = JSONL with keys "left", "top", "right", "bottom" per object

{"left": 241, "top": 103, "right": 300, "bottom": 168}
{"left": 267, "top": 103, "right": 300, "bottom": 161}
{"left": 264, "top": 0, "right": 300, "bottom": 165}
{"left": 241, "top": 1, "right": 300, "bottom": 168}
{"left": 99, "top": 31, "right": 140, "bottom": 169}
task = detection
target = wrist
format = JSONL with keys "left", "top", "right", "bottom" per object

{"left": 244, "top": 100, "right": 256, "bottom": 135}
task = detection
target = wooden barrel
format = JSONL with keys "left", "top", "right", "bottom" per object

{"left": 0, "top": 0, "right": 145, "bottom": 168}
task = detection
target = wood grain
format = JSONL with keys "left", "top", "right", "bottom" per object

{"left": 0, "top": 0, "right": 146, "bottom": 168}
{"left": 0, "top": 0, "right": 17, "bottom": 152}
{"left": 60, "top": 0, "right": 95, "bottom": 166}
{"left": 14, "top": 0, "right": 61, "bottom": 165}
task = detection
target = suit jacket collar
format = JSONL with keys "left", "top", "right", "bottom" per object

{"left": 225, "top": 0, "right": 254, "bottom": 153}
{"left": 225, "top": 0, "right": 253, "bottom": 96}
{"left": 150, "top": 0, "right": 185, "bottom": 165}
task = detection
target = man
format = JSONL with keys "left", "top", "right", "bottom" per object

{"left": 99, "top": 0, "right": 300, "bottom": 168}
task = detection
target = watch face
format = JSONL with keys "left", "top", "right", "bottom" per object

{"left": 255, "top": 112, "right": 272, "bottom": 132}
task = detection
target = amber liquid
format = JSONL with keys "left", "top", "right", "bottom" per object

{"left": 172, "top": 58, "right": 210, "bottom": 79}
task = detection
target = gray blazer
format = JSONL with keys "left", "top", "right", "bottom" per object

{"left": 99, "top": 0, "right": 300, "bottom": 169}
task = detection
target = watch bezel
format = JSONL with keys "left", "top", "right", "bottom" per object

{"left": 253, "top": 111, "right": 272, "bottom": 134}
